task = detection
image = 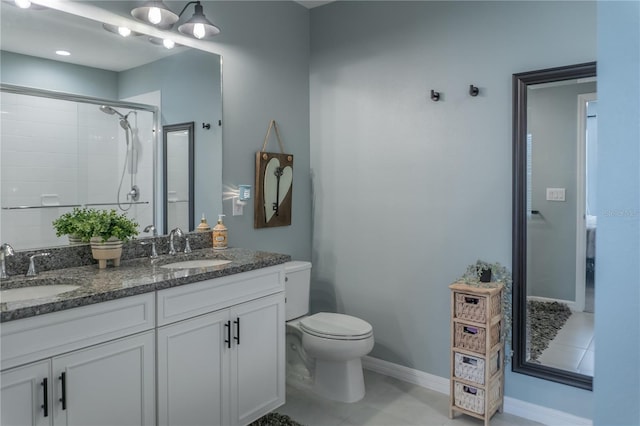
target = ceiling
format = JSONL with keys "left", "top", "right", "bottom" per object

{"left": 0, "top": 1, "right": 187, "bottom": 72}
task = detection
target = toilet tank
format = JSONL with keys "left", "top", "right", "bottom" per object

{"left": 284, "top": 261, "right": 312, "bottom": 321}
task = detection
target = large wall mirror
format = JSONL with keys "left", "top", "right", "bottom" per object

{"left": 512, "top": 62, "right": 596, "bottom": 390}
{"left": 0, "top": 1, "right": 222, "bottom": 250}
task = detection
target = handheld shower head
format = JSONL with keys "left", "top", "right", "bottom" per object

{"left": 119, "top": 118, "right": 131, "bottom": 130}
{"left": 99, "top": 105, "right": 126, "bottom": 119}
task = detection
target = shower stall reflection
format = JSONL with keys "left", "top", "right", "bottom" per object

{"left": 0, "top": 90, "right": 156, "bottom": 250}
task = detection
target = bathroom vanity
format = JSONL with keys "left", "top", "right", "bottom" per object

{"left": 0, "top": 247, "right": 289, "bottom": 426}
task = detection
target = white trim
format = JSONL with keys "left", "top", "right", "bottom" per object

{"left": 362, "top": 356, "right": 592, "bottom": 426}
{"left": 527, "top": 295, "right": 579, "bottom": 312}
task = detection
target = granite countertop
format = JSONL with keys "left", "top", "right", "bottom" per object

{"left": 0, "top": 248, "right": 290, "bottom": 322}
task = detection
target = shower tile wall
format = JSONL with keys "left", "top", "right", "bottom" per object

{"left": 0, "top": 92, "right": 154, "bottom": 250}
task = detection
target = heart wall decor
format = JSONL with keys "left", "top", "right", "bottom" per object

{"left": 255, "top": 151, "right": 293, "bottom": 228}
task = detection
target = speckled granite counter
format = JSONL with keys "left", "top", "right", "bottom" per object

{"left": 0, "top": 248, "right": 290, "bottom": 322}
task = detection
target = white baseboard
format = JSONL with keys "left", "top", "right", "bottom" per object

{"left": 362, "top": 356, "right": 592, "bottom": 426}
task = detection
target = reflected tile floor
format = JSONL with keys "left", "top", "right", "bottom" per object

{"left": 537, "top": 311, "right": 594, "bottom": 375}
{"left": 279, "top": 370, "right": 542, "bottom": 426}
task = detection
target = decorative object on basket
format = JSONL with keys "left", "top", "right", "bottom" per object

{"left": 459, "top": 260, "right": 512, "bottom": 358}
{"left": 527, "top": 300, "right": 572, "bottom": 362}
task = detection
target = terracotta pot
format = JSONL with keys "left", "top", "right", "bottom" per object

{"left": 90, "top": 237, "right": 123, "bottom": 269}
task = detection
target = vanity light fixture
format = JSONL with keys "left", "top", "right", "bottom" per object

{"left": 148, "top": 36, "right": 177, "bottom": 49}
{"left": 55, "top": 50, "right": 71, "bottom": 56}
{"left": 131, "top": 1, "right": 220, "bottom": 39}
{"left": 14, "top": 0, "right": 30, "bottom": 8}
{"left": 102, "top": 23, "right": 141, "bottom": 38}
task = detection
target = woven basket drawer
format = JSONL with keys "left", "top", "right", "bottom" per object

{"left": 454, "top": 350, "right": 501, "bottom": 385}
{"left": 453, "top": 378, "right": 502, "bottom": 415}
{"left": 454, "top": 292, "right": 501, "bottom": 323}
{"left": 454, "top": 322, "right": 501, "bottom": 353}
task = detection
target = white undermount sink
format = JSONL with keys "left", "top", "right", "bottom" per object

{"left": 160, "top": 259, "right": 232, "bottom": 269}
{"left": 0, "top": 285, "right": 80, "bottom": 303}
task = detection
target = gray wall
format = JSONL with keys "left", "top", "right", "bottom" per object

{"left": 202, "top": 1, "right": 312, "bottom": 260}
{"left": 527, "top": 81, "right": 596, "bottom": 301}
{"left": 309, "top": 0, "right": 596, "bottom": 417}
{"left": 0, "top": 51, "right": 118, "bottom": 98}
{"left": 119, "top": 49, "right": 223, "bottom": 231}
{"left": 594, "top": 1, "right": 640, "bottom": 424}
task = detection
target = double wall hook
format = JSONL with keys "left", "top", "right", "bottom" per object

{"left": 430, "top": 90, "right": 441, "bottom": 102}
{"left": 203, "top": 123, "right": 211, "bottom": 129}
{"left": 469, "top": 85, "right": 479, "bottom": 97}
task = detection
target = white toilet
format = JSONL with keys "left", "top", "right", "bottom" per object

{"left": 284, "top": 261, "right": 374, "bottom": 403}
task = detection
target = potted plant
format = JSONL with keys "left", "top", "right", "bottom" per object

{"left": 52, "top": 207, "right": 92, "bottom": 244}
{"left": 53, "top": 208, "right": 139, "bottom": 268}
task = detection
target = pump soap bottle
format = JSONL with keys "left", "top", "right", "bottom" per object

{"left": 196, "top": 213, "right": 211, "bottom": 232}
{"left": 213, "top": 214, "right": 228, "bottom": 250}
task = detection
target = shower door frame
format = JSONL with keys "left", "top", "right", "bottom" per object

{"left": 0, "top": 83, "right": 160, "bottom": 237}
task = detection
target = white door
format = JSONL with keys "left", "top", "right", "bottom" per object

{"left": 231, "top": 293, "right": 285, "bottom": 426}
{"left": 52, "top": 331, "right": 155, "bottom": 426}
{"left": 1, "top": 360, "right": 52, "bottom": 426}
{"left": 157, "top": 310, "right": 231, "bottom": 426}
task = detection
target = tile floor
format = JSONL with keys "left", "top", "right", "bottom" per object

{"left": 278, "top": 370, "right": 542, "bottom": 426}
{"left": 537, "top": 311, "right": 594, "bottom": 375}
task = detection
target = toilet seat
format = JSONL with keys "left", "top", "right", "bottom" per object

{"left": 300, "top": 313, "right": 373, "bottom": 340}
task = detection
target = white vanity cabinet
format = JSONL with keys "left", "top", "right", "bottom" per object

{"left": 156, "top": 266, "right": 285, "bottom": 426}
{"left": 1, "top": 360, "right": 51, "bottom": 426}
{"left": 0, "top": 294, "right": 156, "bottom": 426}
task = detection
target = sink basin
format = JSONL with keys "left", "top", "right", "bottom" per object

{"left": 0, "top": 285, "right": 80, "bottom": 303}
{"left": 160, "top": 259, "right": 232, "bottom": 269}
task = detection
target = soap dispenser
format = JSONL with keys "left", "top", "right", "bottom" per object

{"left": 212, "top": 214, "right": 228, "bottom": 250}
{"left": 196, "top": 213, "right": 211, "bottom": 232}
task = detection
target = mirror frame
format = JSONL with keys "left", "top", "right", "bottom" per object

{"left": 163, "top": 122, "right": 195, "bottom": 234}
{"left": 512, "top": 61, "right": 596, "bottom": 390}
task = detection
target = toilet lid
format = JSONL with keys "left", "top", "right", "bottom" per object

{"left": 300, "top": 313, "right": 373, "bottom": 339}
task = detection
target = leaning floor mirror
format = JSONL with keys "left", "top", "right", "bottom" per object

{"left": 163, "top": 122, "right": 195, "bottom": 234}
{"left": 512, "top": 62, "right": 596, "bottom": 390}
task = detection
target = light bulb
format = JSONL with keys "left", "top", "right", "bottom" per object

{"left": 14, "top": 0, "right": 31, "bottom": 8}
{"left": 193, "top": 23, "right": 206, "bottom": 39}
{"left": 163, "top": 39, "right": 175, "bottom": 49}
{"left": 118, "top": 27, "right": 132, "bottom": 37}
{"left": 148, "top": 7, "right": 162, "bottom": 25}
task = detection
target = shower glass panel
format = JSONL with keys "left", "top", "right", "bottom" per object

{"left": 0, "top": 90, "right": 155, "bottom": 250}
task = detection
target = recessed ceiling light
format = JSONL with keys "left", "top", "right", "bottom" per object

{"left": 55, "top": 50, "right": 71, "bottom": 56}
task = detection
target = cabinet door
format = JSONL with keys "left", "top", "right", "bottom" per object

{"left": 1, "top": 360, "right": 51, "bottom": 426}
{"left": 52, "top": 331, "right": 155, "bottom": 426}
{"left": 157, "top": 310, "right": 231, "bottom": 426}
{"left": 231, "top": 293, "right": 285, "bottom": 426}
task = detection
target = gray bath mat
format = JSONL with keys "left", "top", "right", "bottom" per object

{"left": 249, "top": 412, "right": 305, "bottom": 426}
{"left": 527, "top": 300, "right": 572, "bottom": 362}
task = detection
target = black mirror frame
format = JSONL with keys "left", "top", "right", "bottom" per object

{"left": 512, "top": 62, "right": 596, "bottom": 391}
{"left": 163, "top": 122, "right": 195, "bottom": 234}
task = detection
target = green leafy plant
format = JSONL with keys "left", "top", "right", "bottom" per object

{"left": 53, "top": 208, "right": 139, "bottom": 243}
{"left": 459, "top": 260, "right": 513, "bottom": 361}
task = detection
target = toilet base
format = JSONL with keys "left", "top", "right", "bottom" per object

{"left": 312, "top": 358, "right": 366, "bottom": 403}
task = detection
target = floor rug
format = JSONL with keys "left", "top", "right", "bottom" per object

{"left": 527, "top": 300, "right": 572, "bottom": 362}
{"left": 249, "top": 413, "right": 304, "bottom": 426}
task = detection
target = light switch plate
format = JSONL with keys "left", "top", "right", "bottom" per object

{"left": 546, "top": 188, "right": 566, "bottom": 201}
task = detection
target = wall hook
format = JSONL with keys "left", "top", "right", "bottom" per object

{"left": 203, "top": 123, "right": 211, "bottom": 130}
{"left": 430, "top": 90, "right": 441, "bottom": 102}
{"left": 469, "top": 85, "right": 479, "bottom": 97}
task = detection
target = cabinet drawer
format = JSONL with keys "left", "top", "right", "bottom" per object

{"left": 1, "top": 293, "right": 155, "bottom": 370}
{"left": 157, "top": 266, "right": 284, "bottom": 326}
{"left": 453, "top": 322, "right": 500, "bottom": 354}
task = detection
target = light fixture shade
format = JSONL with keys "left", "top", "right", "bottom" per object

{"left": 177, "top": 2, "right": 220, "bottom": 39}
{"left": 131, "top": 1, "right": 179, "bottom": 30}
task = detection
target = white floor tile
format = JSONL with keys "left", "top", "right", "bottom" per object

{"left": 279, "top": 370, "right": 542, "bottom": 426}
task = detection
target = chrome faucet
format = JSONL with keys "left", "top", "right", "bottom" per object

{"left": 169, "top": 227, "right": 184, "bottom": 255}
{"left": 1, "top": 243, "right": 15, "bottom": 279}
{"left": 26, "top": 252, "right": 51, "bottom": 277}
{"left": 141, "top": 225, "right": 158, "bottom": 259}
